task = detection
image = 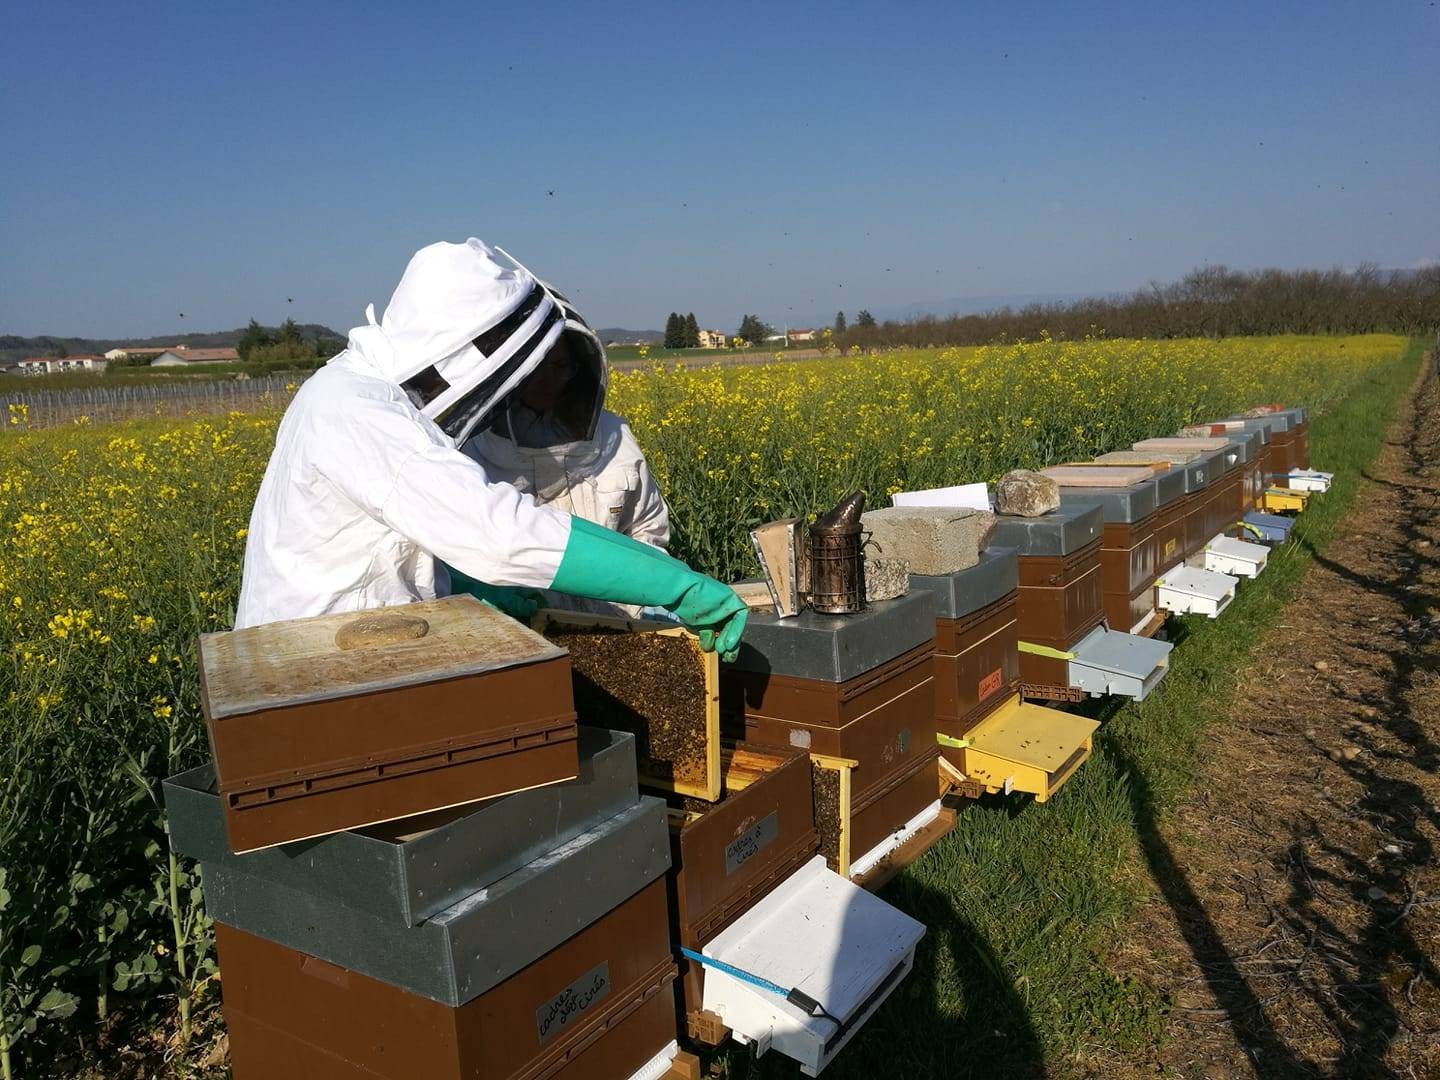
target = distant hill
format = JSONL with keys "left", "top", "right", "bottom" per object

{"left": 596, "top": 327, "right": 663, "bottom": 345}
{"left": 0, "top": 324, "right": 342, "bottom": 367}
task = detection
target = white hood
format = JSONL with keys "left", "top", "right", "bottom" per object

{"left": 342, "top": 238, "right": 598, "bottom": 448}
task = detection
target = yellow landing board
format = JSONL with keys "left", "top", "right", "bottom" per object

{"left": 1261, "top": 487, "right": 1309, "bottom": 513}
{"left": 962, "top": 695, "right": 1099, "bottom": 803}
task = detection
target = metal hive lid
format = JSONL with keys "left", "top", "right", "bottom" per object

{"left": 910, "top": 546, "right": 1019, "bottom": 619}
{"left": 1151, "top": 466, "right": 1187, "bottom": 506}
{"left": 1228, "top": 410, "right": 1292, "bottom": 432}
{"left": 990, "top": 504, "right": 1102, "bottom": 557}
{"left": 1057, "top": 480, "right": 1157, "bottom": 524}
{"left": 726, "top": 590, "right": 936, "bottom": 682}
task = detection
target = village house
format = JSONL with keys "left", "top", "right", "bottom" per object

{"left": 105, "top": 345, "right": 182, "bottom": 361}
{"left": 149, "top": 347, "right": 240, "bottom": 366}
{"left": 17, "top": 355, "right": 109, "bottom": 375}
{"left": 696, "top": 328, "right": 727, "bottom": 349}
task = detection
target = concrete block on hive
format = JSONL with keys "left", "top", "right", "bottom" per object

{"left": 864, "top": 558, "right": 909, "bottom": 602}
{"left": 994, "top": 469, "right": 1059, "bottom": 517}
{"left": 859, "top": 507, "right": 995, "bottom": 575}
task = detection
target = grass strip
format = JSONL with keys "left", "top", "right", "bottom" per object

{"left": 718, "top": 340, "right": 1425, "bottom": 1079}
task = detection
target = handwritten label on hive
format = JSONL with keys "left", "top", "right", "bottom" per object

{"left": 536, "top": 962, "right": 610, "bottom": 1044}
{"left": 977, "top": 667, "right": 1003, "bottom": 702}
{"left": 725, "top": 812, "right": 779, "bottom": 875}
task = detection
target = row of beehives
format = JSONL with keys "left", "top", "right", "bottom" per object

{"left": 163, "top": 404, "right": 1324, "bottom": 1079}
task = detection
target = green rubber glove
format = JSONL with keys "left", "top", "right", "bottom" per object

{"left": 552, "top": 518, "right": 748, "bottom": 661}
{"left": 444, "top": 564, "right": 545, "bottom": 621}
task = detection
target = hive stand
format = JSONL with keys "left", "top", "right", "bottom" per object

{"left": 695, "top": 856, "right": 926, "bottom": 1077}
{"left": 913, "top": 549, "right": 1099, "bottom": 804}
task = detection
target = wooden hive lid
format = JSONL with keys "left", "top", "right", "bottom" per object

{"left": 1133, "top": 436, "right": 1232, "bottom": 451}
{"left": 1041, "top": 465, "right": 1154, "bottom": 487}
{"left": 200, "top": 595, "right": 565, "bottom": 720}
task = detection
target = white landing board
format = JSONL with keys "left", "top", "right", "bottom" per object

{"left": 700, "top": 856, "right": 925, "bottom": 1076}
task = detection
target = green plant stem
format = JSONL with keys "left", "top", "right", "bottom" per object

{"left": 96, "top": 924, "right": 107, "bottom": 1021}
{"left": 167, "top": 849, "right": 189, "bottom": 1043}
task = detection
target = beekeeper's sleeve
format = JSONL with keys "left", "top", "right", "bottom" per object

{"left": 314, "top": 392, "right": 573, "bottom": 589}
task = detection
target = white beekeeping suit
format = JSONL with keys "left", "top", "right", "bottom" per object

{"left": 234, "top": 238, "right": 748, "bottom": 661}
{"left": 464, "top": 331, "right": 669, "bottom": 615}
{"left": 235, "top": 239, "right": 584, "bottom": 628}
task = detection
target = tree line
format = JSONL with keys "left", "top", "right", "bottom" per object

{"left": 829, "top": 264, "right": 1440, "bottom": 350}
{"left": 237, "top": 318, "right": 345, "bottom": 366}
{"left": 663, "top": 312, "right": 701, "bottom": 348}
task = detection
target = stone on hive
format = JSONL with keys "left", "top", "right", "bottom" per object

{"left": 995, "top": 469, "right": 1059, "bottom": 517}
{"left": 859, "top": 507, "right": 995, "bottom": 575}
{"left": 864, "top": 558, "right": 909, "bottom": 602}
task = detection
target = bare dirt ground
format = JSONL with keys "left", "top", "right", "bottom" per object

{"left": 1113, "top": 356, "right": 1440, "bottom": 1078}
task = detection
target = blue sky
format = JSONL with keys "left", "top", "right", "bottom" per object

{"left": 2, "top": 0, "right": 1436, "bottom": 339}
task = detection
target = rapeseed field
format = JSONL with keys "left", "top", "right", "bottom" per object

{"left": 0, "top": 334, "right": 1408, "bottom": 1076}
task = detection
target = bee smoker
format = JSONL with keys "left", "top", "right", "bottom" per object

{"left": 809, "top": 492, "right": 866, "bottom": 614}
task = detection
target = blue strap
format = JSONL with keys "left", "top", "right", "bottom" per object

{"left": 678, "top": 946, "right": 838, "bottom": 1026}
{"left": 678, "top": 946, "right": 789, "bottom": 998}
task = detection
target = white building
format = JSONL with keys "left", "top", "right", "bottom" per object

{"left": 150, "top": 348, "right": 240, "bottom": 366}
{"left": 106, "top": 346, "right": 180, "bottom": 362}
{"left": 17, "top": 355, "right": 108, "bottom": 375}
{"left": 696, "top": 329, "right": 727, "bottom": 349}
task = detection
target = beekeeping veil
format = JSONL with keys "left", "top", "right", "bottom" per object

{"left": 345, "top": 238, "right": 605, "bottom": 448}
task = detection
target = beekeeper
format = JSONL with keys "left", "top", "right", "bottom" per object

{"left": 459, "top": 318, "right": 668, "bottom": 616}
{"left": 234, "top": 238, "right": 746, "bottom": 659}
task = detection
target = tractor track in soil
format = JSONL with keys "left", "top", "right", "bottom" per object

{"left": 1109, "top": 354, "right": 1440, "bottom": 1078}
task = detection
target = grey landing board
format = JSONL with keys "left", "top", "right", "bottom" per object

{"left": 166, "top": 727, "right": 639, "bottom": 927}
{"left": 201, "top": 796, "right": 671, "bottom": 1007}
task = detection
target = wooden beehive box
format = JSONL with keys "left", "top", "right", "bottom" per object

{"left": 668, "top": 742, "right": 819, "bottom": 1043}
{"left": 537, "top": 610, "right": 722, "bottom": 802}
{"left": 198, "top": 596, "right": 578, "bottom": 854}
{"left": 216, "top": 881, "right": 681, "bottom": 1080}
